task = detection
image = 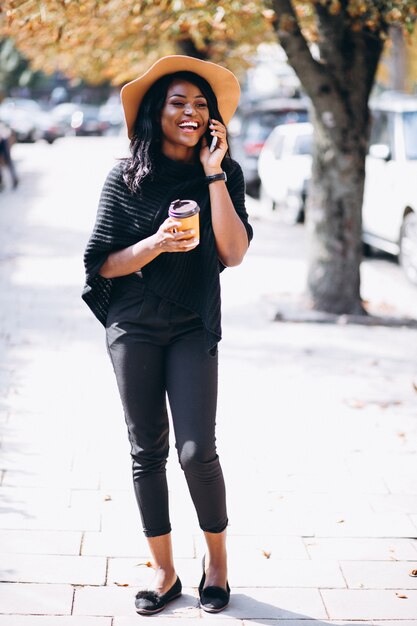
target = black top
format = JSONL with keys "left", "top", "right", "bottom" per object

{"left": 82, "top": 154, "right": 253, "bottom": 351}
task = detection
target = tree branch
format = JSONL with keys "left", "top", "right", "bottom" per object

{"left": 363, "top": 28, "right": 384, "bottom": 100}
{"left": 314, "top": 3, "right": 367, "bottom": 137}
{"left": 315, "top": 2, "right": 351, "bottom": 96}
{"left": 272, "top": 0, "right": 325, "bottom": 101}
{"left": 315, "top": 5, "right": 382, "bottom": 113}
{"left": 177, "top": 37, "right": 208, "bottom": 59}
{"left": 272, "top": 0, "right": 348, "bottom": 131}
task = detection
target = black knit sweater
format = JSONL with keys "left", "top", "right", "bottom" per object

{"left": 82, "top": 154, "right": 253, "bottom": 350}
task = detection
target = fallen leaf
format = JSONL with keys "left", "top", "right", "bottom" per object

{"left": 262, "top": 550, "right": 271, "bottom": 559}
{"left": 378, "top": 401, "right": 402, "bottom": 409}
{"left": 409, "top": 569, "right": 417, "bottom": 577}
{"left": 371, "top": 301, "right": 396, "bottom": 314}
{"left": 347, "top": 399, "right": 366, "bottom": 409}
{"left": 103, "top": 494, "right": 112, "bottom": 501}
{"left": 336, "top": 519, "right": 345, "bottom": 524}
{"left": 114, "top": 582, "right": 129, "bottom": 587}
{"left": 396, "top": 592, "right": 408, "bottom": 599}
{"left": 397, "top": 432, "right": 407, "bottom": 439}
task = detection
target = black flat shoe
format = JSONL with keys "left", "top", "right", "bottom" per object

{"left": 198, "top": 555, "right": 230, "bottom": 613}
{"left": 135, "top": 576, "right": 182, "bottom": 615}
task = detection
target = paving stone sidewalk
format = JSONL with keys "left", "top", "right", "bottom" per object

{"left": 0, "top": 137, "right": 417, "bottom": 625}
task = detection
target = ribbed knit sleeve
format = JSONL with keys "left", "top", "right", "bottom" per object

{"left": 225, "top": 158, "right": 253, "bottom": 244}
{"left": 84, "top": 162, "right": 151, "bottom": 279}
{"left": 84, "top": 165, "right": 121, "bottom": 279}
{"left": 82, "top": 161, "right": 153, "bottom": 325}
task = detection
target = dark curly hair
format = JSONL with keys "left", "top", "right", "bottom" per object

{"left": 122, "top": 71, "right": 229, "bottom": 194}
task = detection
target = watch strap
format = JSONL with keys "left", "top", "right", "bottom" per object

{"left": 205, "top": 171, "right": 227, "bottom": 185}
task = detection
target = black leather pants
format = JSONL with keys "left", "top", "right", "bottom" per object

{"left": 105, "top": 274, "right": 228, "bottom": 537}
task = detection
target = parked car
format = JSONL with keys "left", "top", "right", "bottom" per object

{"left": 35, "top": 109, "right": 68, "bottom": 143}
{"left": 99, "top": 94, "right": 124, "bottom": 135}
{"left": 258, "top": 122, "right": 313, "bottom": 224}
{"left": 51, "top": 103, "right": 108, "bottom": 137}
{"left": 0, "top": 98, "right": 41, "bottom": 142}
{"left": 50, "top": 102, "right": 80, "bottom": 135}
{"left": 229, "top": 97, "right": 309, "bottom": 196}
{"left": 362, "top": 93, "right": 417, "bottom": 284}
{"left": 71, "top": 104, "right": 108, "bottom": 136}
{"left": 0, "top": 98, "right": 67, "bottom": 143}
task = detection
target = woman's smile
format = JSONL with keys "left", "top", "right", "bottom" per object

{"left": 178, "top": 120, "right": 200, "bottom": 133}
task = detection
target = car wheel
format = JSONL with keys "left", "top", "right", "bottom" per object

{"left": 282, "top": 193, "right": 304, "bottom": 225}
{"left": 245, "top": 180, "right": 260, "bottom": 199}
{"left": 259, "top": 184, "right": 276, "bottom": 213}
{"left": 399, "top": 212, "right": 417, "bottom": 285}
{"left": 362, "top": 242, "right": 373, "bottom": 258}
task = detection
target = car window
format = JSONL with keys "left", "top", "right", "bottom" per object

{"left": 283, "top": 111, "right": 308, "bottom": 125}
{"left": 369, "top": 111, "right": 391, "bottom": 149}
{"left": 243, "top": 109, "right": 308, "bottom": 143}
{"left": 272, "top": 134, "right": 284, "bottom": 158}
{"left": 294, "top": 133, "right": 312, "bottom": 155}
{"left": 403, "top": 111, "right": 417, "bottom": 160}
{"left": 244, "top": 113, "right": 280, "bottom": 143}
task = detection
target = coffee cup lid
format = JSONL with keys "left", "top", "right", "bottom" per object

{"left": 168, "top": 199, "right": 199, "bottom": 218}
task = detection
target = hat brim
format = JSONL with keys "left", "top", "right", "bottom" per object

{"left": 120, "top": 55, "right": 241, "bottom": 139}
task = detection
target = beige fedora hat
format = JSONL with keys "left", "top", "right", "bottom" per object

{"left": 120, "top": 55, "right": 241, "bottom": 139}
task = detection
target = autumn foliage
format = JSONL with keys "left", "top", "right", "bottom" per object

{"left": 1, "top": 2, "right": 415, "bottom": 85}
{"left": 0, "top": 1, "right": 275, "bottom": 84}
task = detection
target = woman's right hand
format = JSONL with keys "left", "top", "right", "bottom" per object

{"left": 153, "top": 217, "right": 199, "bottom": 253}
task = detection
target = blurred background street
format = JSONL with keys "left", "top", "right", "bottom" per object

{"left": 0, "top": 136, "right": 416, "bottom": 622}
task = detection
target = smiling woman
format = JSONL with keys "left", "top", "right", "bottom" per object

{"left": 82, "top": 55, "right": 253, "bottom": 616}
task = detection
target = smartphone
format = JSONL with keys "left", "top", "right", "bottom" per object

{"left": 209, "top": 136, "right": 218, "bottom": 153}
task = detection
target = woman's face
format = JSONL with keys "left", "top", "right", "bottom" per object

{"left": 160, "top": 79, "right": 210, "bottom": 157}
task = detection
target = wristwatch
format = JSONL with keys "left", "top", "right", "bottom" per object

{"left": 205, "top": 171, "right": 227, "bottom": 185}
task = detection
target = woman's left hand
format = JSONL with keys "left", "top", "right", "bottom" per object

{"left": 200, "top": 119, "right": 228, "bottom": 173}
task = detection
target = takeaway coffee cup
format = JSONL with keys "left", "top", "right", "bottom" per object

{"left": 168, "top": 199, "right": 200, "bottom": 243}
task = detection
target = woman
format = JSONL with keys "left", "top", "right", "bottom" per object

{"left": 82, "top": 55, "right": 252, "bottom": 615}
{"left": 0, "top": 121, "right": 18, "bottom": 190}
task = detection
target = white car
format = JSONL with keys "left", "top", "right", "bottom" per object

{"left": 363, "top": 93, "right": 417, "bottom": 284}
{"left": 258, "top": 122, "right": 313, "bottom": 224}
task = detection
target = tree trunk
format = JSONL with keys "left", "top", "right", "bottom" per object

{"left": 272, "top": 0, "right": 384, "bottom": 314}
{"left": 177, "top": 38, "right": 208, "bottom": 60}
{"left": 306, "top": 112, "right": 366, "bottom": 313}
